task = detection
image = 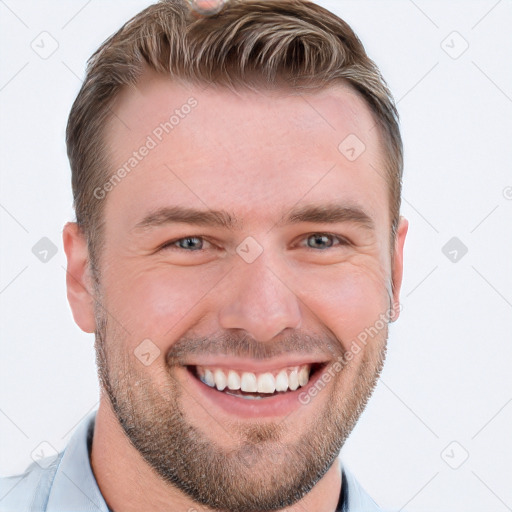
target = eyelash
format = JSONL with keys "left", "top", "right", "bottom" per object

{"left": 159, "top": 233, "right": 351, "bottom": 252}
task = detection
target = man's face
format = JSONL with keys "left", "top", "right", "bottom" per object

{"left": 87, "top": 76, "right": 406, "bottom": 511}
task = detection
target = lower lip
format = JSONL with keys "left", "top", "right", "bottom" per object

{"left": 182, "top": 366, "right": 326, "bottom": 419}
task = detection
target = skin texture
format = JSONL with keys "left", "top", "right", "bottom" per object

{"left": 63, "top": 74, "right": 408, "bottom": 512}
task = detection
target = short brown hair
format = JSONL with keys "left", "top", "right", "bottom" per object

{"left": 66, "top": 0, "right": 402, "bottom": 271}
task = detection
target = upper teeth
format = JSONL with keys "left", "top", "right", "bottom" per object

{"left": 198, "top": 365, "right": 311, "bottom": 394}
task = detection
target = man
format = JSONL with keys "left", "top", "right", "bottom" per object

{"left": 0, "top": 0, "right": 407, "bottom": 510}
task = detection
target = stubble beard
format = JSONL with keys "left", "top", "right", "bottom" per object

{"left": 93, "top": 307, "right": 387, "bottom": 511}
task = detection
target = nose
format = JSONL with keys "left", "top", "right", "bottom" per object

{"left": 218, "top": 257, "right": 302, "bottom": 342}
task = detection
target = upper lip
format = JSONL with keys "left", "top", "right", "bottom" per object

{"left": 181, "top": 355, "right": 329, "bottom": 373}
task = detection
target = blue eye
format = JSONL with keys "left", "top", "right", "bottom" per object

{"left": 305, "top": 233, "right": 346, "bottom": 250}
{"left": 174, "top": 237, "right": 204, "bottom": 250}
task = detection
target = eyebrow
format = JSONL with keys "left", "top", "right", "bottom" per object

{"left": 281, "top": 203, "right": 375, "bottom": 230}
{"left": 132, "top": 203, "right": 374, "bottom": 233}
{"left": 132, "top": 206, "right": 238, "bottom": 232}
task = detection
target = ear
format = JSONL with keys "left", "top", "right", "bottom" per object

{"left": 390, "top": 216, "right": 408, "bottom": 322}
{"left": 63, "top": 222, "right": 96, "bottom": 333}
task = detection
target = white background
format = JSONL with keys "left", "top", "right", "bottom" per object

{"left": 0, "top": 1, "right": 511, "bottom": 511}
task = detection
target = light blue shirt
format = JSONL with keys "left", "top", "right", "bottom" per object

{"left": 0, "top": 410, "right": 383, "bottom": 511}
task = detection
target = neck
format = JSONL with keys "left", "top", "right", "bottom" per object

{"left": 90, "top": 397, "right": 342, "bottom": 512}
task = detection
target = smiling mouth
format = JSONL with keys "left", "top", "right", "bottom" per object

{"left": 188, "top": 363, "right": 326, "bottom": 400}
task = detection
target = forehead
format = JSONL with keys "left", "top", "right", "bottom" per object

{"left": 103, "top": 74, "right": 388, "bottom": 231}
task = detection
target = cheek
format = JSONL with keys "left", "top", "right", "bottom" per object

{"left": 297, "top": 262, "right": 390, "bottom": 352}
{"left": 102, "top": 263, "right": 222, "bottom": 343}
